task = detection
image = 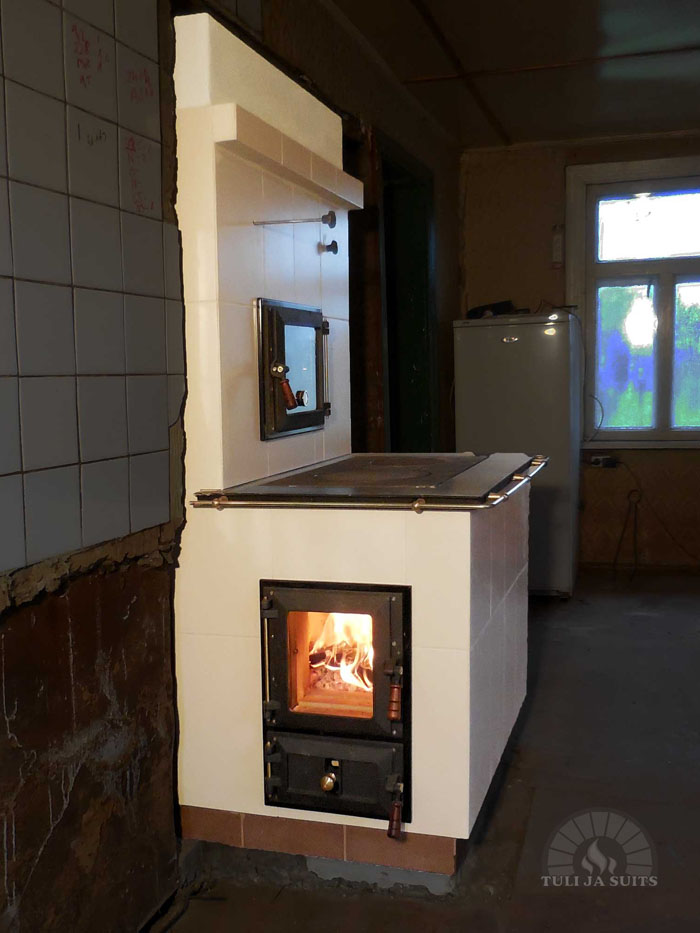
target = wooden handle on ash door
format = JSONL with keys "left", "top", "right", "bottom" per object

{"left": 387, "top": 799, "right": 403, "bottom": 839}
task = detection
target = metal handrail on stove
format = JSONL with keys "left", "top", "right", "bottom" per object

{"left": 191, "top": 456, "right": 549, "bottom": 514}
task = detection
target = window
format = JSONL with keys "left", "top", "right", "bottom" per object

{"left": 568, "top": 158, "right": 700, "bottom": 446}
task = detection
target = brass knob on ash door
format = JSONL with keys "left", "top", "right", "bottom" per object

{"left": 320, "top": 772, "right": 337, "bottom": 792}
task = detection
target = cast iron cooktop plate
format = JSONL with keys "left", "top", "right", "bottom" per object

{"left": 263, "top": 454, "right": 486, "bottom": 490}
{"left": 198, "top": 452, "right": 536, "bottom": 505}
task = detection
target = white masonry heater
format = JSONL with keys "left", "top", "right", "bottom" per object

{"left": 179, "top": 451, "right": 546, "bottom": 856}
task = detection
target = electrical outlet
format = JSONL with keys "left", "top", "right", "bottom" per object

{"left": 590, "top": 455, "right": 618, "bottom": 468}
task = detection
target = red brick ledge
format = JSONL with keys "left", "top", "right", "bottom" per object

{"left": 180, "top": 806, "right": 456, "bottom": 875}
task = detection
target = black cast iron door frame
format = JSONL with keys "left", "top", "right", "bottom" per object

{"left": 260, "top": 580, "right": 409, "bottom": 741}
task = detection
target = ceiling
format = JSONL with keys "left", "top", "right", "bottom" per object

{"left": 329, "top": 0, "right": 700, "bottom": 147}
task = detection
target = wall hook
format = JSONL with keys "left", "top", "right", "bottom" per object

{"left": 319, "top": 240, "right": 338, "bottom": 254}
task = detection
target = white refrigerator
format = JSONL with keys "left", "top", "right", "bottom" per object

{"left": 453, "top": 313, "right": 581, "bottom": 595}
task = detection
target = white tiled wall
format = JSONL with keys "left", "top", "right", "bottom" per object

{"left": 0, "top": 0, "right": 185, "bottom": 573}
{"left": 215, "top": 147, "right": 351, "bottom": 490}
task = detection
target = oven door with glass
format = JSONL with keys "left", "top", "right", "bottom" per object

{"left": 260, "top": 581, "right": 409, "bottom": 741}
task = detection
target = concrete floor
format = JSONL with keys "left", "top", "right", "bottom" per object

{"left": 172, "top": 571, "right": 700, "bottom": 932}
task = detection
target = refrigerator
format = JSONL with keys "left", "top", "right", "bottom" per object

{"left": 453, "top": 313, "right": 581, "bottom": 596}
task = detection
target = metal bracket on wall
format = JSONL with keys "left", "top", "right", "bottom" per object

{"left": 253, "top": 210, "right": 336, "bottom": 228}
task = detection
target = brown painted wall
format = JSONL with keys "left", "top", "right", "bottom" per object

{"left": 462, "top": 135, "right": 700, "bottom": 567}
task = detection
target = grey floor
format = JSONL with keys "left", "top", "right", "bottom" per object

{"left": 172, "top": 571, "right": 700, "bottom": 932}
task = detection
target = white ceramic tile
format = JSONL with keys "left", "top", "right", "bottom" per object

{"left": 239, "top": 508, "right": 407, "bottom": 590}
{"left": 116, "top": 43, "right": 159, "bottom": 140}
{"left": 175, "top": 108, "right": 217, "bottom": 305}
{"left": 177, "top": 633, "right": 261, "bottom": 812}
{"left": 322, "top": 318, "right": 351, "bottom": 460}
{"left": 19, "top": 376, "right": 78, "bottom": 470}
{"left": 0, "top": 183, "right": 11, "bottom": 277}
{"left": 64, "top": 0, "right": 114, "bottom": 34}
{"left": 24, "top": 465, "right": 81, "bottom": 564}
{"left": 70, "top": 198, "right": 122, "bottom": 291}
{"left": 216, "top": 149, "right": 264, "bottom": 227}
{"left": 263, "top": 225, "right": 294, "bottom": 303}
{"left": 489, "top": 498, "right": 506, "bottom": 613}
{"left": 293, "top": 215, "right": 322, "bottom": 308}
{"left": 469, "top": 605, "right": 505, "bottom": 828}
{"left": 266, "top": 426, "right": 321, "bottom": 477}
{"left": 0, "top": 79, "right": 7, "bottom": 177}
{"left": 126, "top": 373, "right": 167, "bottom": 453}
{"left": 124, "top": 294, "right": 165, "bottom": 373}
{"left": 5, "top": 81, "right": 66, "bottom": 191}
{"left": 129, "top": 449, "right": 169, "bottom": 531}
{"left": 504, "top": 484, "right": 529, "bottom": 582}
{"left": 504, "top": 567, "right": 527, "bottom": 729}
{"left": 64, "top": 14, "right": 117, "bottom": 121}
{"left": 406, "top": 511, "right": 470, "bottom": 650}
{"left": 163, "top": 223, "right": 182, "bottom": 301}
{"left": 216, "top": 150, "right": 264, "bottom": 305}
{"left": 0, "top": 474, "right": 25, "bottom": 571}
{"left": 320, "top": 208, "right": 349, "bottom": 320}
{"left": 0, "top": 377, "right": 21, "bottom": 474}
{"left": 165, "top": 299, "right": 184, "bottom": 373}
{"left": 219, "top": 303, "right": 267, "bottom": 488}
{"left": 218, "top": 223, "right": 263, "bottom": 306}
{"left": 15, "top": 282, "right": 74, "bottom": 376}
{"left": 10, "top": 183, "right": 70, "bottom": 284}
{"left": 1, "top": 0, "right": 64, "bottom": 98}
{"left": 81, "top": 456, "right": 129, "bottom": 546}
{"left": 412, "top": 646, "right": 471, "bottom": 838}
{"left": 0, "top": 278, "right": 16, "bottom": 375}
{"left": 67, "top": 106, "right": 119, "bottom": 206}
{"left": 77, "top": 375, "right": 127, "bottom": 461}
{"left": 121, "top": 212, "right": 164, "bottom": 296}
{"left": 262, "top": 173, "right": 294, "bottom": 301}
{"left": 119, "top": 128, "right": 161, "bottom": 218}
{"left": 74, "top": 288, "right": 125, "bottom": 374}
{"left": 114, "top": 0, "right": 157, "bottom": 61}
{"left": 469, "top": 510, "right": 492, "bottom": 649}
{"left": 167, "top": 373, "right": 185, "bottom": 425}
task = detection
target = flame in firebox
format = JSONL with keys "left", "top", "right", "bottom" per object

{"left": 310, "top": 613, "right": 373, "bottom": 692}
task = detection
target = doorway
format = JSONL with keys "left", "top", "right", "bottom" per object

{"left": 348, "top": 133, "right": 437, "bottom": 453}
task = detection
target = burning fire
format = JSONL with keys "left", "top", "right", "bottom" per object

{"left": 309, "top": 613, "right": 373, "bottom": 692}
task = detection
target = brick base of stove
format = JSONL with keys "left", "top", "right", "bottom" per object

{"left": 180, "top": 806, "right": 457, "bottom": 875}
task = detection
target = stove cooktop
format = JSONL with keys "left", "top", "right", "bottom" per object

{"left": 264, "top": 453, "right": 486, "bottom": 490}
{"left": 195, "top": 452, "right": 542, "bottom": 509}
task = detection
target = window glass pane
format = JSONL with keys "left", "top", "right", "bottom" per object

{"left": 284, "top": 324, "right": 317, "bottom": 413}
{"left": 598, "top": 190, "right": 700, "bottom": 261}
{"left": 596, "top": 284, "right": 656, "bottom": 429}
{"left": 673, "top": 282, "right": 700, "bottom": 428}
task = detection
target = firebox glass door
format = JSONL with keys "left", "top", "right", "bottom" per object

{"left": 287, "top": 611, "right": 374, "bottom": 719}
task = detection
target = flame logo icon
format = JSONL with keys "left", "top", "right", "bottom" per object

{"left": 542, "top": 809, "right": 657, "bottom": 886}
{"left": 581, "top": 838, "right": 617, "bottom": 876}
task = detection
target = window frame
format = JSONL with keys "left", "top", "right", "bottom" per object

{"left": 566, "top": 157, "right": 700, "bottom": 448}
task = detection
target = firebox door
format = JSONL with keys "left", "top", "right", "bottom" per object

{"left": 260, "top": 582, "right": 409, "bottom": 741}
